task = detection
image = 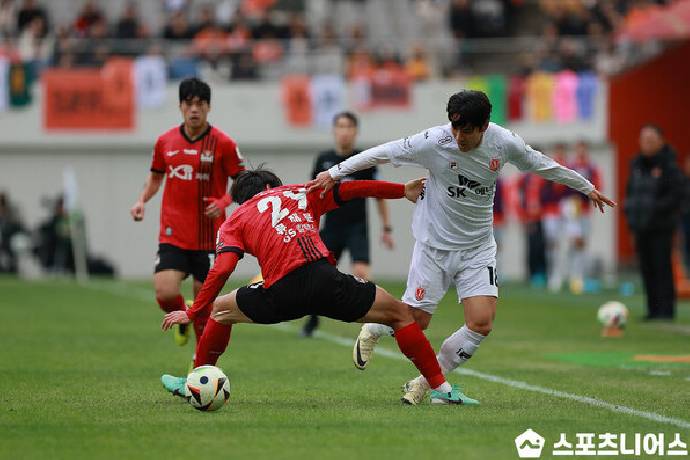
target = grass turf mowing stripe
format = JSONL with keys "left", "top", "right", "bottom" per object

{"left": 85, "top": 281, "right": 690, "bottom": 430}
{"left": 286, "top": 326, "right": 690, "bottom": 430}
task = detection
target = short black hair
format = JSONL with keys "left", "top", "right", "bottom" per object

{"left": 446, "top": 90, "right": 492, "bottom": 129}
{"left": 231, "top": 167, "right": 283, "bottom": 204}
{"left": 333, "top": 111, "right": 358, "bottom": 128}
{"left": 641, "top": 123, "right": 664, "bottom": 137}
{"left": 179, "top": 77, "right": 211, "bottom": 104}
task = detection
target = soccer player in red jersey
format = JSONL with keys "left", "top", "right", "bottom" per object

{"left": 130, "top": 78, "right": 245, "bottom": 348}
{"left": 160, "top": 169, "right": 467, "bottom": 404}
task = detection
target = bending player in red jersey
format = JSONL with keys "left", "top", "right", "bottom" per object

{"left": 160, "top": 168, "right": 466, "bottom": 404}
{"left": 129, "top": 78, "right": 245, "bottom": 349}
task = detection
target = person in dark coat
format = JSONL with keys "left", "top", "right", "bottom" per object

{"left": 624, "top": 124, "right": 684, "bottom": 320}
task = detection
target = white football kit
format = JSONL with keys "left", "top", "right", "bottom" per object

{"left": 329, "top": 122, "right": 595, "bottom": 312}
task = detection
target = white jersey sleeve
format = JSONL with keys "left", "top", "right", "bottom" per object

{"left": 328, "top": 130, "right": 429, "bottom": 180}
{"left": 506, "top": 133, "right": 595, "bottom": 195}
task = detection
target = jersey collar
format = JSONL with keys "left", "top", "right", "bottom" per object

{"left": 179, "top": 123, "right": 212, "bottom": 143}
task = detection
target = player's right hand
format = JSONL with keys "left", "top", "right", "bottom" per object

{"left": 161, "top": 310, "right": 191, "bottom": 331}
{"left": 306, "top": 171, "right": 337, "bottom": 197}
{"left": 130, "top": 201, "right": 145, "bottom": 221}
{"left": 404, "top": 177, "right": 426, "bottom": 203}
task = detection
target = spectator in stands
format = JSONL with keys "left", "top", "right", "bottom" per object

{"left": 52, "top": 25, "right": 76, "bottom": 68}
{"left": 0, "top": 0, "right": 16, "bottom": 38}
{"left": 624, "top": 124, "right": 684, "bottom": 321}
{"left": 193, "top": 7, "right": 229, "bottom": 67}
{"left": 195, "top": 5, "right": 216, "bottom": 36}
{"left": 115, "top": 2, "right": 143, "bottom": 40}
{"left": 230, "top": 50, "right": 258, "bottom": 80}
{"left": 286, "top": 13, "right": 310, "bottom": 52}
{"left": 405, "top": 45, "right": 431, "bottom": 81}
{"left": 77, "top": 17, "right": 109, "bottom": 67}
{"left": 449, "top": 0, "right": 474, "bottom": 40}
{"left": 163, "top": 11, "right": 194, "bottom": 41}
{"left": 16, "top": 0, "right": 46, "bottom": 34}
{"left": 226, "top": 13, "right": 251, "bottom": 52}
{"left": 73, "top": 0, "right": 104, "bottom": 37}
{"left": 17, "top": 15, "right": 51, "bottom": 74}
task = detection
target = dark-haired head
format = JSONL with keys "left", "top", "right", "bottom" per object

{"left": 179, "top": 78, "right": 211, "bottom": 132}
{"left": 446, "top": 90, "right": 492, "bottom": 130}
{"left": 333, "top": 111, "right": 359, "bottom": 151}
{"left": 447, "top": 90, "right": 492, "bottom": 152}
{"left": 179, "top": 77, "right": 211, "bottom": 105}
{"left": 333, "top": 111, "right": 358, "bottom": 128}
{"left": 231, "top": 168, "right": 283, "bottom": 204}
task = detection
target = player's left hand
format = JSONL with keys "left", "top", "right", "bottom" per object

{"left": 381, "top": 231, "right": 395, "bottom": 250}
{"left": 162, "top": 310, "right": 191, "bottom": 331}
{"left": 306, "top": 171, "right": 337, "bottom": 197}
{"left": 204, "top": 197, "right": 224, "bottom": 218}
{"left": 588, "top": 189, "right": 617, "bottom": 213}
{"left": 404, "top": 177, "right": 426, "bottom": 203}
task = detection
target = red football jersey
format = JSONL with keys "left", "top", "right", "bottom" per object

{"left": 215, "top": 181, "right": 405, "bottom": 288}
{"left": 150, "top": 124, "right": 245, "bottom": 251}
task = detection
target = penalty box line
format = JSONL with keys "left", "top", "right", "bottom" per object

{"left": 274, "top": 324, "right": 690, "bottom": 430}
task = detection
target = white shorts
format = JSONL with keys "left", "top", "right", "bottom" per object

{"left": 402, "top": 240, "right": 498, "bottom": 315}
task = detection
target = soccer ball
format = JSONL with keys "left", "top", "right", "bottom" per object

{"left": 185, "top": 365, "right": 231, "bottom": 412}
{"left": 597, "top": 301, "right": 629, "bottom": 328}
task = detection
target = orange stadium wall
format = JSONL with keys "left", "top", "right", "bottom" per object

{"left": 608, "top": 40, "right": 690, "bottom": 264}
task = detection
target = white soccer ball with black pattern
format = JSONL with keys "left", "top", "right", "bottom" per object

{"left": 597, "top": 301, "right": 629, "bottom": 328}
{"left": 185, "top": 365, "right": 231, "bottom": 411}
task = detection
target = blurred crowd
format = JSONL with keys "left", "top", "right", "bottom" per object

{"left": 0, "top": 0, "right": 670, "bottom": 82}
{"left": 0, "top": 192, "right": 114, "bottom": 276}
{"left": 494, "top": 140, "right": 603, "bottom": 294}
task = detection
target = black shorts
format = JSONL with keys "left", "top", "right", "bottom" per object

{"left": 154, "top": 243, "right": 214, "bottom": 282}
{"left": 235, "top": 259, "right": 376, "bottom": 324}
{"left": 320, "top": 222, "right": 370, "bottom": 264}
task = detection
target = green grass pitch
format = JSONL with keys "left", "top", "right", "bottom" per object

{"left": 1, "top": 277, "right": 689, "bottom": 459}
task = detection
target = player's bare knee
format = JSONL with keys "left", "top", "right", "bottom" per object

{"left": 411, "top": 308, "right": 432, "bottom": 330}
{"left": 155, "top": 288, "right": 179, "bottom": 303}
{"left": 467, "top": 319, "right": 492, "bottom": 336}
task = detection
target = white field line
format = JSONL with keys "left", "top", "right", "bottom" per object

{"left": 279, "top": 325, "right": 690, "bottom": 430}
{"left": 87, "top": 282, "right": 690, "bottom": 430}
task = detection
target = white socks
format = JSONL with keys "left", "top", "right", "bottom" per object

{"left": 437, "top": 325, "right": 485, "bottom": 373}
{"left": 363, "top": 323, "right": 394, "bottom": 337}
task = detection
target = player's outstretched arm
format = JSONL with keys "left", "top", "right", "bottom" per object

{"left": 306, "top": 144, "right": 392, "bottom": 194}
{"left": 130, "top": 172, "right": 164, "bottom": 221}
{"left": 588, "top": 189, "right": 617, "bottom": 213}
{"left": 161, "top": 252, "right": 240, "bottom": 330}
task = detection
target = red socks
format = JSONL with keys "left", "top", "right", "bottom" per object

{"left": 157, "top": 294, "right": 185, "bottom": 314}
{"left": 194, "top": 318, "right": 232, "bottom": 367}
{"left": 394, "top": 322, "right": 445, "bottom": 389}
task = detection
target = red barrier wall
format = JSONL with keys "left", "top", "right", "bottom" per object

{"left": 608, "top": 40, "right": 690, "bottom": 263}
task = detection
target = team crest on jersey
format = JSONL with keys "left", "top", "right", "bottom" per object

{"left": 200, "top": 150, "right": 214, "bottom": 163}
{"left": 450, "top": 161, "right": 458, "bottom": 171}
{"left": 415, "top": 287, "right": 425, "bottom": 301}
{"left": 489, "top": 158, "right": 500, "bottom": 172}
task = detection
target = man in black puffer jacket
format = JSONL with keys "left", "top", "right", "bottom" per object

{"left": 624, "top": 124, "right": 684, "bottom": 320}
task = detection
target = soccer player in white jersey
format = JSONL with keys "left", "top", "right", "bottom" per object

{"left": 307, "top": 90, "right": 615, "bottom": 405}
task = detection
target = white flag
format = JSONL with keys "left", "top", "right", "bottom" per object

{"left": 134, "top": 55, "right": 167, "bottom": 109}
{"left": 0, "top": 57, "right": 8, "bottom": 112}
{"left": 311, "top": 74, "right": 345, "bottom": 129}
